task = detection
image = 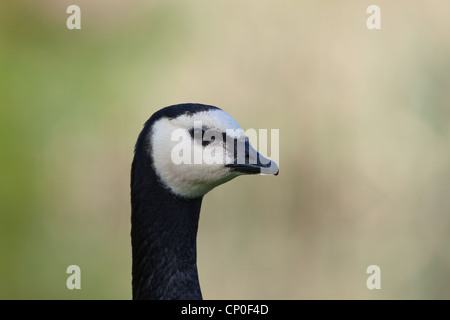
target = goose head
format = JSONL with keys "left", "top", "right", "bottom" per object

{"left": 141, "top": 103, "right": 279, "bottom": 199}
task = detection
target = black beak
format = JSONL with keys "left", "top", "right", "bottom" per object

{"left": 225, "top": 137, "right": 279, "bottom": 175}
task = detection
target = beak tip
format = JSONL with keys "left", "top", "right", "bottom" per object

{"left": 260, "top": 160, "right": 279, "bottom": 176}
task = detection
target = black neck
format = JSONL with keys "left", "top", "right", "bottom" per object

{"left": 131, "top": 150, "right": 203, "bottom": 300}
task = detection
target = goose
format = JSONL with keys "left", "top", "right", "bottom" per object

{"left": 130, "top": 103, "right": 279, "bottom": 300}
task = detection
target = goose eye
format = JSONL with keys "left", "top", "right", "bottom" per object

{"left": 189, "top": 127, "right": 213, "bottom": 146}
{"left": 189, "top": 127, "right": 204, "bottom": 139}
{"left": 188, "top": 127, "right": 218, "bottom": 147}
{"left": 203, "top": 135, "right": 215, "bottom": 147}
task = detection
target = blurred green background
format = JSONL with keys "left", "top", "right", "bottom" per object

{"left": 1, "top": 0, "right": 450, "bottom": 299}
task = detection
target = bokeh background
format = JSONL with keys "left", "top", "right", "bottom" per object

{"left": 1, "top": 0, "right": 450, "bottom": 299}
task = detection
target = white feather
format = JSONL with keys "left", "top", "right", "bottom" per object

{"left": 150, "top": 109, "right": 244, "bottom": 198}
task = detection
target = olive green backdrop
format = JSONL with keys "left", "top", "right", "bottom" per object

{"left": 1, "top": 0, "right": 449, "bottom": 299}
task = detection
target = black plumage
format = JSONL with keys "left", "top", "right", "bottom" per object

{"left": 131, "top": 104, "right": 219, "bottom": 299}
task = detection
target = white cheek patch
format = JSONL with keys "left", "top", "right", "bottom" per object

{"left": 149, "top": 110, "right": 243, "bottom": 199}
